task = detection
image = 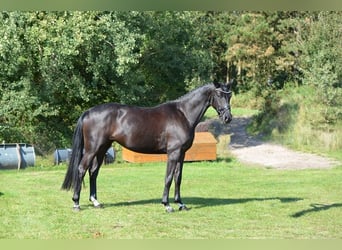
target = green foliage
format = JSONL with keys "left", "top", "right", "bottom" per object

{"left": 130, "top": 11, "right": 212, "bottom": 102}
{"left": 248, "top": 12, "right": 342, "bottom": 155}
{"left": 0, "top": 11, "right": 341, "bottom": 155}
{"left": 0, "top": 11, "right": 212, "bottom": 153}
{"left": 249, "top": 84, "right": 342, "bottom": 157}
{"left": 299, "top": 12, "right": 342, "bottom": 124}
{"left": 223, "top": 11, "right": 305, "bottom": 91}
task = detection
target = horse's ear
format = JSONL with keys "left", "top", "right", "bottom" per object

{"left": 214, "top": 82, "right": 221, "bottom": 89}
{"left": 227, "top": 79, "right": 235, "bottom": 90}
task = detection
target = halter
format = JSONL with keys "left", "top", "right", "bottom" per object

{"left": 209, "top": 86, "right": 232, "bottom": 109}
{"left": 216, "top": 88, "right": 232, "bottom": 95}
{"left": 210, "top": 88, "right": 232, "bottom": 114}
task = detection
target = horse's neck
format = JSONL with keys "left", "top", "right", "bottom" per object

{"left": 177, "top": 86, "right": 212, "bottom": 128}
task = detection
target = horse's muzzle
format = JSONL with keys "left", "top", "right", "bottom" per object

{"left": 219, "top": 108, "right": 232, "bottom": 124}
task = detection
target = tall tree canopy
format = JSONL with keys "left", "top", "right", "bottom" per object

{"left": 0, "top": 11, "right": 340, "bottom": 153}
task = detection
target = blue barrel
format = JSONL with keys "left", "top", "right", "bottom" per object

{"left": 54, "top": 147, "right": 115, "bottom": 165}
{"left": 54, "top": 148, "right": 72, "bottom": 165}
{"left": 0, "top": 143, "right": 35, "bottom": 170}
{"left": 104, "top": 147, "right": 115, "bottom": 164}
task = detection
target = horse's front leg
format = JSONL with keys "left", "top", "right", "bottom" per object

{"left": 162, "top": 150, "right": 181, "bottom": 212}
{"left": 173, "top": 152, "right": 189, "bottom": 211}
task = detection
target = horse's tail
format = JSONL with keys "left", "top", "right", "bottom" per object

{"left": 61, "top": 112, "right": 86, "bottom": 191}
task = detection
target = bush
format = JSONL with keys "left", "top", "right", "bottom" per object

{"left": 249, "top": 84, "right": 342, "bottom": 156}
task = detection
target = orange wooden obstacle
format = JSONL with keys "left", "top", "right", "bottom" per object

{"left": 122, "top": 132, "right": 217, "bottom": 163}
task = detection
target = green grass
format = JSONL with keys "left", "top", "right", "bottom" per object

{"left": 1, "top": 160, "right": 342, "bottom": 239}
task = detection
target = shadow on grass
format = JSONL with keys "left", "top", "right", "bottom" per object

{"left": 103, "top": 196, "right": 302, "bottom": 209}
{"left": 291, "top": 203, "right": 342, "bottom": 218}
{"left": 184, "top": 157, "right": 234, "bottom": 164}
{"left": 215, "top": 157, "right": 234, "bottom": 163}
{"left": 89, "top": 197, "right": 342, "bottom": 218}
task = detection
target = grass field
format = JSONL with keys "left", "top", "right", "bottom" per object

{"left": 1, "top": 158, "right": 341, "bottom": 239}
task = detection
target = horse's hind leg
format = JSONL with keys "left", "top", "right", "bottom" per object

{"left": 89, "top": 161, "right": 101, "bottom": 208}
{"left": 89, "top": 145, "right": 110, "bottom": 208}
{"left": 72, "top": 152, "right": 96, "bottom": 211}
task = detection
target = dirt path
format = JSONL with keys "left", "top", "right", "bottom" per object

{"left": 228, "top": 116, "right": 340, "bottom": 169}
{"left": 198, "top": 116, "right": 340, "bottom": 170}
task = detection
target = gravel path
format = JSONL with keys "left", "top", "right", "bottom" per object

{"left": 198, "top": 116, "right": 340, "bottom": 170}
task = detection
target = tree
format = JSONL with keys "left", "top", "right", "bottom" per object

{"left": 135, "top": 11, "right": 213, "bottom": 102}
{"left": 0, "top": 11, "right": 213, "bottom": 153}
{"left": 0, "top": 11, "right": 147, "bottom": 152}
{"left": 224, "top": 11, "right": 304, "bottom": 92}
{"left": 298, "top": 11, "right": 342, "bottom": 125}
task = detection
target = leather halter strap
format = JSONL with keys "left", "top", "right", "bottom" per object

{"left": 216, "top": 89, "right": 232, "bottom": 94}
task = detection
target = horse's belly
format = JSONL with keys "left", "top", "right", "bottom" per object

{"left": 123, "top": 143, "right": 167, "bottom": 154}
{"left": 118, "top": 133, "right": 167, "bottom": 154}
{"left": 128, "top": 147, "right": 166, "bottom": 154}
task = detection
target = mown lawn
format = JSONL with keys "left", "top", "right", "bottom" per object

{"left": 0, "top": 159, "right": 341, "bottom": 239}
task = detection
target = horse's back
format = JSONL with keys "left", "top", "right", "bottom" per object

{"left": 82, "top": 101, "right": 192, "bottom": 153}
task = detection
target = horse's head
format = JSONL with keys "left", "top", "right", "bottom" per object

{"left": 211, "top": 81, "right": 233, "bottom": 124}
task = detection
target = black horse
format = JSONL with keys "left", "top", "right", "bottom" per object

{"left": 62, "top": 82, "right": 233, "bottom": 212}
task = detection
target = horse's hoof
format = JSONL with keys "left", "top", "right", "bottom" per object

{"left": 165, "top": 205, "right": 175, "bottom": 213}
{"left": 73, "top": 205, "right": 81, "bottom": 212}
{"left": 179, "top": 204, "right": 190, "bottom": 211}
{"left": 94, "top": 204, "right": 103, "bottom": 209}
